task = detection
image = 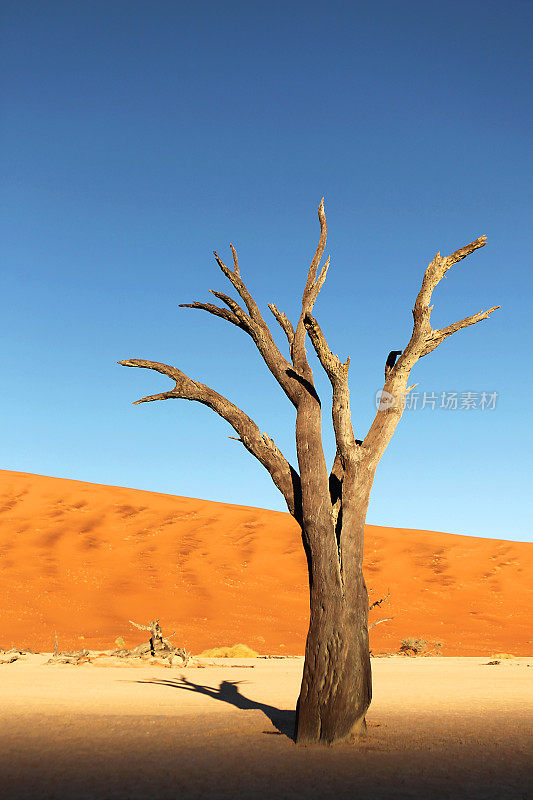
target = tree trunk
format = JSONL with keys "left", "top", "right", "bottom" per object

{"left": 295, "top": 522, "right": 371, "bottom": 745}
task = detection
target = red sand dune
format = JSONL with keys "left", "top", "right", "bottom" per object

{"left": 0, "top": 469, "right": 531, "bottom": 656}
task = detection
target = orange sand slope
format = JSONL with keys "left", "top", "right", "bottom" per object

{"left": 1, "top": 470, "right": 531, "bottom": 656}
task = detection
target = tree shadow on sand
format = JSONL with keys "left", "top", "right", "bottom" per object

{"left": 133, "top": 676, "right": 296, "bottom": 740}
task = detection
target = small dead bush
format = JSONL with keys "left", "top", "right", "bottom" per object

{"left": 400, "top": 637, "right": 428, "bottom": 656}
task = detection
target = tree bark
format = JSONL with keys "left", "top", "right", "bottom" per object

{"left": 295, "top": 478, "right": 372, "bottom": 744}
{"left": 296, "top": 557, "right": 371, "bottom": 744}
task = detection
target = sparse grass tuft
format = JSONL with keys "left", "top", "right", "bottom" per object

{"left": 197, "top": 644, "right": 259, "bottom": 658}
{"left": 491, "top": 653, "right": 516, "bottom": 659}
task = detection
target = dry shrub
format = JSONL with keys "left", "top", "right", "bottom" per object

{"left": 115, "top": 637, "right": 126, "bottom": 649}
{"left": 400, "top": 637, "right": 428, "bottom": 656}
{"left": 197, "top": 644, "right": 259, "bottom": 658}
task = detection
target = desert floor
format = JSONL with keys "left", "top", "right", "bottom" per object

{"left": 1, "top": 656, "right": 531, "bottom": 800}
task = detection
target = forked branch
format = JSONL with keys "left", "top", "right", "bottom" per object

{"left": 418, "top": 306, "right": 500, "bottom": 357}
{"left": 302, "top": 199, "right": 328, "bottom": 304}
{"left": 395, "top": 236, "right": 500, "bottom": 372}
{"left": 362, "top": 235, "right": 500, "bottom": 467}
{"left": 180, "top": 250, "right": 300, "bottom": 406}
{"left": 292, "top": 199, "right": 329, "bottom": 375}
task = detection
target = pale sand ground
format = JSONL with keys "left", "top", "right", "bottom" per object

{"left": 1, "top": 656, "right": 531, "bottom": 799}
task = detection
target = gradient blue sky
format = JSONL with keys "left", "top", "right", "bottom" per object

{"left": 2, "top": 1, "right": 531, "bottom": 541}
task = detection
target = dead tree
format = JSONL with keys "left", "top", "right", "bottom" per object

{"left": 129, "top": 618, "right": 167, "bottom": 656}
{"left": 128, "top": 619, "right": 191, "bottom": 664}
{"left": 119, "top": 201, "right": 499, "bottom": 744}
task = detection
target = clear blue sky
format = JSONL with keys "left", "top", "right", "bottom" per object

{"left": 2, "top": 1, "right": 531, "bottom": 542}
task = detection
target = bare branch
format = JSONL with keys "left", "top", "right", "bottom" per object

{"left": 181, "top": 248, "right": 301, "bottom": 407}
{"left": 292, "top": 200, "right": 330, "bottom": 377}
{"left": 132, "top": 391, "right": 178, "bottom": 405}
{"left": 398, "top": 235, "right": 493, "bottom": 371}
{"left": 209, "top": 290, "right": 252, "bottom": 325}
{"left": 369, "top": 591, "right": 390, "bottom": 611}
{"left": 213, "top": 250, "right": 264, "bottom": 325}
{"left": 129, "top": 620, "right": 153, "bottom": 632}
{"left": 118, "top": 358, "right": 302, "bottom": 520}
{"left": 229, "top": 243, "right": 239, "bottom": 276}
{"left": 368, "top": 618, "right": 393, "bottom": 630}
{"left": 304, "top": 312, "right": 346, "bottom": 384}
{"left": 308, "top": 256, "right": 330, "bottom": 307}
{"left": 304, "top": 312, "right": 357, "bottom": 465}
{"left": 268, "top": 303, "right": 295, "bottom": 347}
{"left": 303, "top": 198, "right": 327, "bottom": 303}
{"left": 419, "top": 306, "right": 501, "bottom": 357}
{"left": 445, "top": 235, "right": 487, "bottom": 266}
{"left": 181, "top": 210, "right": 330, "bottom": 413}
{"left": 178, "top": 301, "right": 244, "bottom": 329}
